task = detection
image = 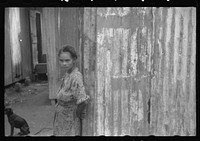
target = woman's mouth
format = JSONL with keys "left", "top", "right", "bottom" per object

{"left": 62, "top": 66, "right": 68, "bottom": 68}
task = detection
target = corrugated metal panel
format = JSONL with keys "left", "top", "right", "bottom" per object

{"left": 94, "top": 7, "right": 151, "bottom": 136}
{"left": 42, "top": 8, "right": 58, "bottom": 99}
{"left": 150, "top": 7, "right": 196, "bottom": 136}
{"left": 83, "top": 7, "right": 196, "bottom": 136}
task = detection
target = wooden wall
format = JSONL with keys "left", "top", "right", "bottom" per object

{"left": 20, "top": 8, "right": 33, "bottom": 79}
{"left": 5, "top": 8, "right": 13, "bottom": 85}
{"left": 4, "top": 8, "right": 32, "bottom": 86}
{"left": 42, "top": 8, "right": 83, "bottom": 99}
{"left": 42, "top": 8, "right": 58, "bottom": 100}
{"left": 82, "top": 7, "right": 196, "bottom": 136}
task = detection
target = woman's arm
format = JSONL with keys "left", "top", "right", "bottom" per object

{"left": 70, "top": 72, "right": 90, "bottom": 118}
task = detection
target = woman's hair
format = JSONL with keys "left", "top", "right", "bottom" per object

{"left": 58, "top": 45, "right": 77, "bottom": 60}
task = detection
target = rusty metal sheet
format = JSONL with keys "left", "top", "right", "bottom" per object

{"left": 150, "top": 7, "right": 196, "bottom": 136}
{"left": 83, "top": 7, "right": 196, "bottom": 136}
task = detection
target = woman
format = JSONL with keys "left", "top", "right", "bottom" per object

{"left": 53, "top": 45, "right": 90, "bottom": 136}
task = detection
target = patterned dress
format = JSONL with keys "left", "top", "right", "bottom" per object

{"left": 53, "top": 67, "right": 90, "bottom": 136}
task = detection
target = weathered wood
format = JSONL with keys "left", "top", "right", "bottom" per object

{"left": 4, "top": 8, "right": 13, "bottom": 86}
{"left": 42, "top": 8, "right": 57, "bottom": 99}
{"left": 20, "top": 8, "right": 33, "bottom": 78}
{"left": 4, "top": 8, "right": 33, "bottom": 86}
{"left": 29, "top": 10, "right": 38, "bottom": 68}
{"left": 82, "top": 7, "right": 97, "bottom": 136}
{"left": 9, "top": 8, "right": 23, "bottom": 82}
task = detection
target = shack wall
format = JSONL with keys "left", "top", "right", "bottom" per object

{"left": 83, "top": 7, "right": 196, "bottom": 136}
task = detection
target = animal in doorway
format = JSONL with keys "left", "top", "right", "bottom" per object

{"left": 5, "top": 107, "right": 30, "bottom": 136}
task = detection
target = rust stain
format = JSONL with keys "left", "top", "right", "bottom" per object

{"left": 130, "top": 30, "right": 138, "bottom": 76}
{"left": 97, "top": 7, "right": 130, "bottom": 18}
{"left": 104, "top": 50, "right": 112, "bottom": 135}
{"left": 80, "top": 7, "right": 196, "bottom": 136}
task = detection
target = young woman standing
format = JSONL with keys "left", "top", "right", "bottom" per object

{"left": 53, "top": 45, "right": 90, "bottom": 136}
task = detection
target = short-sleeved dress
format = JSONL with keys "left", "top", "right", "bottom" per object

{"left": 53, "top": 67, "right": 90, "bottom": 136}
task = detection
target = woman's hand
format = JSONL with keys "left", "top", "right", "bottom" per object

{"left": 76, "top": 101, "right": 87, "bottom": 119}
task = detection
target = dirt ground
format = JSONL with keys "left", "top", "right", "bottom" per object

{"left": 4, "top": 81, "right": 55, "bottom": 136}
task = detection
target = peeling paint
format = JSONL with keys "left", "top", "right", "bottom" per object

{"left": 82, "top": 7, "right": 196, "bottom": 136}
{"left": 138, "top": 90, "right": 144, "bottom": 121}
{"left": 97, "top": 7, "right": 130, "bottom": 18}
{"left": 130, "top": 30, "right": 138, "bottom": 76}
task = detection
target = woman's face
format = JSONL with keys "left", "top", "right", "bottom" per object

{"left": 59, "top": 52, "right": 75, "bottom": 72}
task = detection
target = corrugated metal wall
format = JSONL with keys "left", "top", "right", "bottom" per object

{"left": 83, "top": 7, "right": 196, "bottom": 136}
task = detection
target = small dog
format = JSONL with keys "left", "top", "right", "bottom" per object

{"left": 5, "top": 107, "right": 30, "bottom": 136}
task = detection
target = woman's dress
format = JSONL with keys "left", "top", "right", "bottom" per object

{"left": 53, "top": 67, "right": 90, "bottom": 136}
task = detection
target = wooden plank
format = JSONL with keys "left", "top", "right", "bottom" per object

{"left": 29, "top": 10, "right": 38, "bottom": 68}
{"left": 42, "top": 8, "right": 57, "bottom": 99}
{"left": 88, "top": 8, "right": 96, "bottom": 136}
{"left": 8, "top": 8, "right": 23, "bottom": 82}
{"left": 82, "top": 7, "right": 96, "bottom": 136}
{"left": 20, "top": 8, "right": 33, "bottom": 78}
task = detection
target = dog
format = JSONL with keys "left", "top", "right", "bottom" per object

{"left": 5, "top": 107, "right": 30, "bottom": 136}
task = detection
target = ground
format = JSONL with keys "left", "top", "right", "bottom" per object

{"left": 4, "top": 81, "right": 55, "bottom": 136}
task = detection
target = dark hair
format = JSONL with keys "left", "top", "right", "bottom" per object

{"left": 58, "top": 45, "right": 77, "bottom": 60}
